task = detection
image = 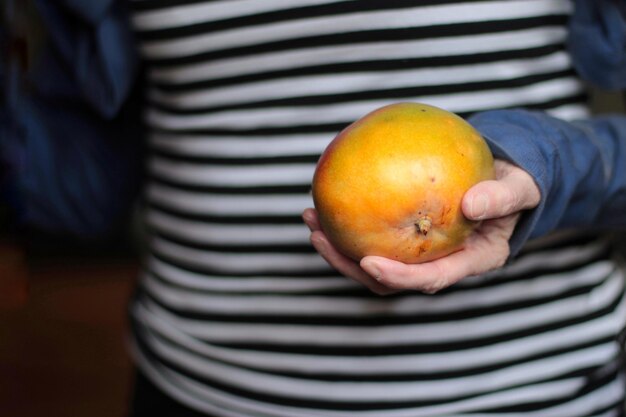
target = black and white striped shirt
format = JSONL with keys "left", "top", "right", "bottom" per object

{"left": 128, "top": 1, "right": 626, "bottom": 415}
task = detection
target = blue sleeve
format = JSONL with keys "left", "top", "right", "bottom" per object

{"left": 567, "top": 0, "right": 626, "bottom": 90}
{"left": 0, "top": 0, "right": 143, "bottom": 240}
{"left": 33, "top": 0, "right": 138, "bottom": 118}
{"left": 468, "top": 110, "right": 626, "bottom": 257}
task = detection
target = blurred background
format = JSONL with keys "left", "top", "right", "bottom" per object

{"left": 1, "top": 0, "right": 144, "bottom": 416}
{"left": 1, "top": 1, "right": 625, "bottom": 417}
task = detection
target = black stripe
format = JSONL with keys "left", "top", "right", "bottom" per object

{"left": 130, "top": 0, "right": 499, "bottom": 12}
{"left": 145, "top": 94, "right": 587, "bottom": 137}
{"left": 149, "top": 248, "right": 336, "bottom": 278}
{"left": 142, "top": 266, "right": 618, "bottom": 326}
{"left": 149, "top": 172, "right": 313, "bottom": 194}
{"left": 517, "top": 232, "right": 609, "bottom": 256}
{"left": 150, "top": 148, "right": 321, "bottom": 165}
{"left": 481, "top": 358, "right": 624, "bottom": 413}
{"left": 145, "top": 242, "right": 611, "bottom": 297}
{"left": 130, "top": 0, "right": 222, "bottom": 12}
{"left": 149, "top": 230, "right": 316, "bottom": 254}
{"left": 143, "top": 16, "right": 568, "bottom": 66}
{"left": 151, "top": 43, "right": 566, "bottom": 91}
{"left": 510, "top": 93, "right": 589, "bottom": 113}
{"left": 132, "top": 320, "right": 624, "bottom": 410}
{"left": 150, "top": 123, "right": 348, "bottom": 136}
{"left": 196, "top": 291, "right": 625, "bottom": 356}
{"left": 444, "top": 244, "right": 612, "bottom": 293}
{"left": 149, "top": 69, "right": 578, "bottom": 115}
{"left": 136, "top": 322, "right": 621, "bottom": 383}
{"left": 134, "top": 0, "right": 521, "bottom": 39}
{"left": 147, "top": 200, "right": 305, "bottom": 225}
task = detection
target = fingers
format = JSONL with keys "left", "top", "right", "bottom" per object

{"left": 463, "top": 160, "right": 540, "bottom": 221}
{"left": 310, "top": 231, "right": 397, "bottom": 295}
{"left": 360, "top": 217, "right": 514, "bottom": 293}
{"left": 303, "top": 208, "right": 396, "bottom": 295}
{"left": 302, "top": 208, "right": 321, "bottom": 231}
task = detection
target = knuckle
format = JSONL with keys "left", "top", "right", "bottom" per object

{"left": 502, "top": 187, "right": 521, "bottom": 214}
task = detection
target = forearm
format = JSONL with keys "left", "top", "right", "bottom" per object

{"left": 469, "top": 109, "right": 626, "bottom": 256}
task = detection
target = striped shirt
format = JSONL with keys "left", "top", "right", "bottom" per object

{"left": 128, "top": 1, "right": 626, "bottom": 416}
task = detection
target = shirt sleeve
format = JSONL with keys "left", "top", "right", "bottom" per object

{"left": 468, "top": 109, "right": 626, "bottom": 257}
{"left": 567, "top": 0, "right": 626, "bottom": 90}
{"left": 33, "top": 0, "right": 138, "bottom": 118}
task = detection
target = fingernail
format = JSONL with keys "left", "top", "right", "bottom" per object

{"left": 471, "top": 194, "right": 489, "bottom": 220}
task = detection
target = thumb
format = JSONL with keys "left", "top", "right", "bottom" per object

{"left": 462, "top": 166, "right": 540, "bottom": 221}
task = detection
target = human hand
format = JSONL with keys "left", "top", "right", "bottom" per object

{"left": 302, "top": 159, "right": 541, "bottom": 295}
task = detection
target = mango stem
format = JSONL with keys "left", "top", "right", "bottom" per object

{"left": 416, "top": 216, "right": 432, "bottom": 236}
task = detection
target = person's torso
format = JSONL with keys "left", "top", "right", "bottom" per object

{"left": 128, "top": 1, "right": 626, "bottom": 416}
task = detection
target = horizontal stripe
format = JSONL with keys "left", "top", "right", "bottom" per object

{"left": 143, "top": 238, "right": 609, "bottom": 294}
{"left": 132, "top": 335, "right": 625, "bottom": 415}
{"left": 147, "top": 209, "right": 310, "bottom": 246}
{"left": 151, "top": 44, "right": 566, "bottom": 91}
{"left": 146, "top": 201, "right": 305, "bottom": 225}
{"left": 138, "top": 1, "right": 570, "bottom": 59}
{"left": 151, "top": 354, "right": 622, "bottom": 416}
{"left": 133, "top": 0, "right": 542, "bottom": 38}
{"left": 134, "top": 299, "right": 625, "bottom": 379}
{"left": 150, "top": 150, "right": 320, "bottom": 165}
{"left": 149, "top": 249, "right": 337, "bottom": 279}
{"left": 143, "top": 94, "right": 588, "bottom": 138}
{"left": 148, "top": 70, "right": 577, "bottom": 116}
{"left": 151, "top": 236, "right": 329, "bottom": 274}
{"left": 147, "top": 183, "right": 312, "bottom": 215}
{"left": 137, "top": 275, "right": 626, "bottom": 346}
{"left": 146, "top": 77, "right": 585, "bottom": 130}
{"left": 150, "top": 132, "right": 333, "bottom": 158}
{"left": 149, "top": 157, "right": 315, "bottom": 186}
{"left": 142, "top": 264, "right": 621, "bottom": 325}
{"left": 140, "top": 330, "right": 618, "bottom": 403}
{"left": 142, "top": 261, "right": 617, "bottom": 318}
{"left": 149, "top": 52, "right": 573, "bottom": 110}
{"left": 148, "top": 26, "right": 568, "bottom": 82}
{"left": 145, "top": 255, "right": 354, "bottom": 293}
{"left": 150, "top": 72, "right": 578, "bottom": 117}
{"left": 132, "top": 0, "right": 345, "bottom": 31}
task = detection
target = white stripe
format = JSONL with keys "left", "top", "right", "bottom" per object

{"left": 134, "top": 293, "right": 626, "bottom": 375}
{"left": 147, "top": 183, "right": 314, "bottom": 216}
{"left": 146, "top": 239, "right": 608, "bottom": 293}
{"left": 473, "top": 237, "right": 610, "bottom": 285}
{"left": 147, "top": 255, "right": 354, "bottom": 293}
{"left": 150, "top": 132, "right": 333, "bottom": 157}
{"left": 143, "top": 328, "right": 618, "bottom": 402}
{"left": 142, "top": 274, "right": 626, "bottom": 345}
{"left": 143, "top": 261, "right": 617, "bottom": 316}
{"left": 152, "top": 235, "right": 329, "bottom": 274}
{"left": 146, "top": 77, "right": 585, "bottom": 129}
{"left": 140, "top": 1, "right": 571, "bottom": 58}
{"left": 150, "top": 27, "right": 568, "bottom": 83}
{"left": 546, "top": 103, "right": 591, "bottom": 120}
{"left": 132, "top": 0, "right": 349, "bottom": 30}
{"left": 134, "top": 349, "right": 625, "bottom": 417}
{"left": 147, "top": 209, "right": 310, "bottom": 245}
{"left": 150, "top": 52, "right": 573, "bottom": 109}
{"left": 149, "top": 157, "right": 315, "bottom": 186}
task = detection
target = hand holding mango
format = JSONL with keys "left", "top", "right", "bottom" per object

{"left": 304, "top": 102, "right": 540, "bottom": 294}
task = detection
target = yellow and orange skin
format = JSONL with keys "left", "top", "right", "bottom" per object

{"left": 312, "top": 102, "right": 496, "bottom": 264}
